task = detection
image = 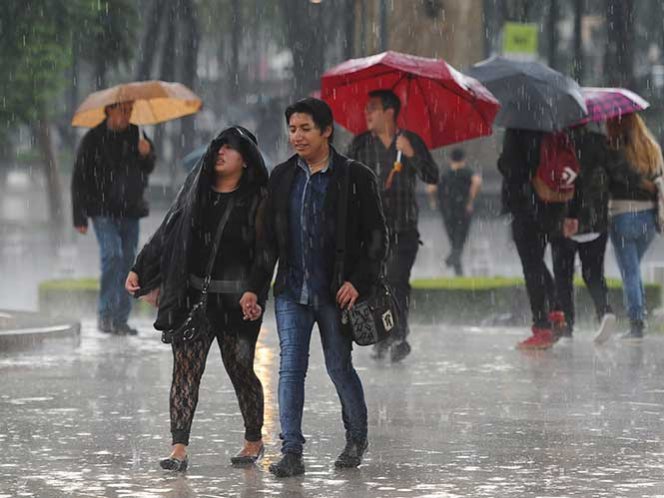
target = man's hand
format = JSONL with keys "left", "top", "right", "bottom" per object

{"left": 138, "top": 138, "right": 152, "bottom": 157}
{"left": 336, "top": 281, "right": 359, "bottom": 310}
{"left": 75, "top": 225, "right": 88, "bottom": 235}
{"left": 466, "top": 202, "right": 474, "bottom": 215}
{"left": 240, "top": 292, "right": 262, "bottom": 321}
{"left": 125, "top": 271, "right": 141, "bottom": 294}
{"left": 395, "top": 135, "right": 415, "bottom": 158}
{"left": 563, "top": 218, "right": 579, "bottom": 238}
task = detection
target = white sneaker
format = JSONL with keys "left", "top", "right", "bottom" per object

{"left": 593, "top": 313, "right": 617, "bottom": 345}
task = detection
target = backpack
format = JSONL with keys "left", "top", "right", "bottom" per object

{"left": 532, "top": 132, "right": 580, "bottom": 203}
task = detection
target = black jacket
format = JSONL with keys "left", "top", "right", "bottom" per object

{"left": 497, "top": 128, "right": 566, "bottom": 234}
{"left": 131, "top": 127, "right": 269, "bottom": 331}
{"left": 71, "top": 122, "right": 156, "bottom": 226}
{"left": 247, "top": 147, "right": 388, "bottom": 300}
{"left": 567, "top": 128, "right": 645, "bottom": 233}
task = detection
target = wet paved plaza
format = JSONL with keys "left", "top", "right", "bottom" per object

{"left": 2, "top": 319, "right": 664, "bottom": 497}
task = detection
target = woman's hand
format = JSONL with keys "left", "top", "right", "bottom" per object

{"left": 240, "top": 292, "right": 263, "bottom": 321}
{"left": 125, "top": 271, "right": 140, "bottom": 294}
{"left": 336, "top": 281, "right": 359, "bottom": 310}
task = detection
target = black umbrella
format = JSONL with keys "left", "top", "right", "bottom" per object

{"left": 466, "top": 56, "right": 587, "bottom": 132}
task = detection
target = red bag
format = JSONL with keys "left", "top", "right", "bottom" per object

{"left": 532, "top": 132, "right": 579, "bottom": 203}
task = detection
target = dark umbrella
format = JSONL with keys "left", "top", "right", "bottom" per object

{"left": 466, "top": 56, "right": 587, "bottom": 132}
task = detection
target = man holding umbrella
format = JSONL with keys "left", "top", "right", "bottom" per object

{"left": 347, "top": 89, "right": 438, "bottom": 362}
{"left": 71, "top": 80, "right": 201, "bottom": 335}
{"left": 72, "top": 101, "right": 156, "bottom": 335}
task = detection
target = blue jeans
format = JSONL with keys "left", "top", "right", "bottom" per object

{"left": 609, "top": 210, "right": 657, "bottom": 322}
{"left": 92, "top": 217, "right": 139, "bottom": 325}
{"left": 275, "top": 296, "right": 368, "bottom": 455}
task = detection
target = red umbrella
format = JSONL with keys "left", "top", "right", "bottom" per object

{"left": 574, "top": 87, "right": 649, "bottom": 125}
{"left": 321, "top": 51, "right": 500, "bottom": 149}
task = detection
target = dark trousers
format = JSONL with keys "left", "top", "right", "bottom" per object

{"left": 170, "top": 314, "right": 263, "bottom": 446}
{"left": 442, "top": 211, "right": 472, "bottom": 276}
{"left": 512, "top": 216, "right": 555, "bottom": 329}
{"left": 550, "top": 233, "right": 612, "bottom": 330}
{"left": 386, "top": 228, "right": 420, "bottom": 343}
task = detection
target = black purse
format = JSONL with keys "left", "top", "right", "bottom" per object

{"left": 161, "top": 196, "right": 236, "bottom": 345}
{"left": 336, "top": 160, "right": 398, "bottom": 346}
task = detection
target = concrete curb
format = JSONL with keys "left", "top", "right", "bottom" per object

{"left": 0, "top": 310, "right": 81, "bottom": 352}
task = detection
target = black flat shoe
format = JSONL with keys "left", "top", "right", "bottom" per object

{"left": 230, "top": 444, "right": 264, "bottom": 466}
{"left": 159, "top": 455, "right": 188, "bottom": 471}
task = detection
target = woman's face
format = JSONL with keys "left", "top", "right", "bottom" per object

{"left": 214, "top": 144, "right": 244, "bottom": 177}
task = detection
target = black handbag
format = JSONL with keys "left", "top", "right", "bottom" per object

{"left": 161, "top": 196, "right": 236, "bottom": 345}
{"left": 335, "top": 160, "right": 398, "bottom": 346}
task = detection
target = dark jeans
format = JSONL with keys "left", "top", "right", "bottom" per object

{"left": 275, "top": 296, "right": 367, "bottom": 455}
{"left": 170, "top": 314, "right": 263, "bottom": 446}
{"left": 442, "top": 211, "right": 472, "bottom": 276}
{"left": 92, "top": 217, "right": 139, "bottom": 326}
{"left": 386, "top": 228, "right": 420, "bottom": 343}
{"left": 550, "top": 233, "right": 612, "bottom": 330}
{"left": 512, "top": 216, "right": 555, "bottom": 329}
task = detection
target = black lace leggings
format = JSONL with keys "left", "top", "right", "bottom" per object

{"left": 169, "top": 317, "right": 263, "bottom": 445}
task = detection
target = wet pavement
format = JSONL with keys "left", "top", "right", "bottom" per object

{"left": 2, "top": 319, "right": 664, "bottom": 497}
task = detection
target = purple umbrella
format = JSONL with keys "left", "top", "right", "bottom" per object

{"left": 575, "top": 87, "right": 649, "bottom": 125}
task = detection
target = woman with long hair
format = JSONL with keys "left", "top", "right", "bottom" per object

{"left": 125, "top": 126, "right": 270, "bottom": 470}
{"left": 606, "top": 113, "right": 662, "bottom": 339}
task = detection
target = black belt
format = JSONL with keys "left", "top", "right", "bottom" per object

{"left": 188, "top": 274, "right": 247, "bottom": 294}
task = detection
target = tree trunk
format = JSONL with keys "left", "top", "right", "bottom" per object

{"left": 547, "top": 0, "right": 559, "bottom": 70}
{"left": 228, "top": 0, "right": 242, "bottom": 100}
{"left": 180, "top": 0, "right": 199, "bottom": 153}
{"left": 136, "top": 0, "right": 165, "bottom": 81}
{"left": 156, "top": 0, "right": 178, "bottom": 184}
{"left": 605, "top": 0, "right": 635, "bottom": 87}
{"left": 572, "top": 0, "right": 583, "bottom": 82}
{"left": 34, "top": 113, "right": 64, "bottom": 237}
{"left": 281, "top": 0, "right": 326, "bottom": 99}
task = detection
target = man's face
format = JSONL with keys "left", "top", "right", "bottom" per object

{"left": 364, "top": 97, "right": 391, "bottom": 133}
{"left": 288, "top": 112, "right": 331, "bottom": 160}
{"left": 106, "top": 102, "right": 134, "bottom": 130}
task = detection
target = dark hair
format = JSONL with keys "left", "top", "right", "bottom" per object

{"left": 450, "top": 148, "right": 466, "bottom": 162}
{"left": 284, "top": 97, "right": 334, "bottom": 143}
{"left": 368, "top": 89, "right": 401, "bottom": 120}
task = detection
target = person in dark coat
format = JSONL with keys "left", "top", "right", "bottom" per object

{"left": 346, "top": 89, "right": 438, "bottom": 362}
{"left": 548, "top": 125, "right": 640, "bottom": 343}
{"left": 126, "top": 126, "right": 270, "bottom": 471}
{"left": 498, "top": 128, "right": 568, "bottom": 350}
{"left": 71, "top": 101, "right": 156, "bottom": 335}
{"left": 431, "top": 148, "right": 482, "bottom": 276}
{"left": 241, "top": 98, "right": 388, "bottom": 477}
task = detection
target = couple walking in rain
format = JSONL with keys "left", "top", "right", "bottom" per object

{"left": 89, "top": 94, "right": 434, "bottom": 476}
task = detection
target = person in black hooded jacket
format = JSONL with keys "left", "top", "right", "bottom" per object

{"left": 126, "top": 126, "right": 270, "bottom": 471}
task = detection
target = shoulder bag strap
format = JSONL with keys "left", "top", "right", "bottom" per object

{"left": 334, "top": 159, "right": 352, "bottom": 288}
{"left": 200, "top": 195, "right": 237, "bottom": 301}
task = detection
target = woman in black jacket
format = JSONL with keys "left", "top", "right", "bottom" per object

{"left": 125, "top": 126, "right": 270, "bottom": 471}
{"left": 606, "top": 114, "right": 661, "bottom": 339}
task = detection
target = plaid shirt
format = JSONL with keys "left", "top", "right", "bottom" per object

{"left": 347, "top": 130, "right": 438, "bottom": 234}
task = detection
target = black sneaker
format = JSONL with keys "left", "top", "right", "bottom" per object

{"left": 334, "top": 439, "right": 368, "bottom": 468}
{"left": 159, "top": 455, "right": 188, "bottom": 471}
{"left": 112, "top": 322, "right": 138, "bottom": 336}
{"left": 390, "top": 340, "right": 411, "bottom": 363}
{"left": 97, "top": 317, "right": 113, "bottom": 334}
{"left": 621, "top": 320, "right": 644, "bottom": 341}
{"left": 268, "top": 453, "right": 305, "bottom": 478}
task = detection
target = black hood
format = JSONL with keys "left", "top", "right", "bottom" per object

{"left": 197, "top": 126, "right": 268, "bottom": 191}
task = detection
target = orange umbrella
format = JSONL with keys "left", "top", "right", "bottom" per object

{"left": 71, "top": 80, "right": 202, "bottom": 127}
